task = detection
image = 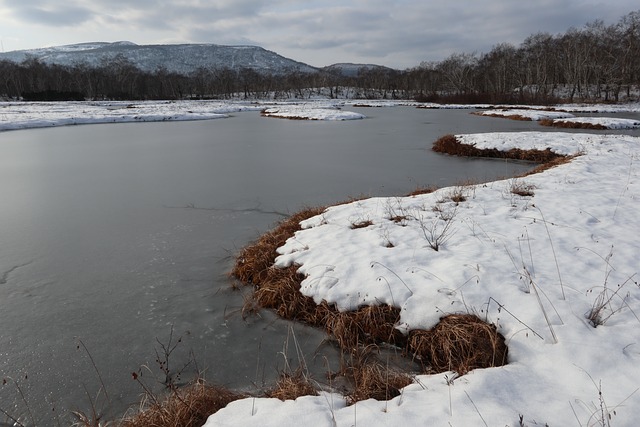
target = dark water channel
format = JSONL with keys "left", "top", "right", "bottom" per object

{"left": 0, "top": 106, "right": 627, "bottom": 424}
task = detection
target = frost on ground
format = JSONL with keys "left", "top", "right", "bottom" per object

{"left": 205, "top": 131, "right": 640, "bottom": 427}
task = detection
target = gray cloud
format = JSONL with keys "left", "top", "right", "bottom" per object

{"left": 0, "top": 0, "right": 638, "bottom": 68}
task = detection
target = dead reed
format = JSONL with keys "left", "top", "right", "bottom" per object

{"left": 342, "top": 357, "right": 413, "bottom": 404}
{"left": 471, "top": 111, "right": 533, "bottom": 121}
{"left": 119, "top": 380, "right": 244, "bottom": 427}
{"left": 408, "top": 314, "right": 508, "bottom": 374}
{"left": 267, "top": 370, "right": 318, "bottom": 401}
{"left": 539, "top": 118, "right": 607, "bottom": 130}
{"left": 433, "top": 134, "right": 566, "bottom": 163}
{"left": 232, "top": 206, "right": 326, "bottom": 286}
{"left": 232, "top": 205, "right": 508, "bottom": 383}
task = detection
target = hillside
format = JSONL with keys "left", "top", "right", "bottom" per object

{"left": 0, "top": 41, "right": 319, "bottom": 75}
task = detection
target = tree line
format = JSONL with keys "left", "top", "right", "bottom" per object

{"left": 1, "top": 10, "right": 638, "bottom": 103}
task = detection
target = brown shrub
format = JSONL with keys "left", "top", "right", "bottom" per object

{"left": 120, "top": 380, "right": 244, "bottom": 427}
{"left": 408, "top": 314, "right": 508, "bottom": 374}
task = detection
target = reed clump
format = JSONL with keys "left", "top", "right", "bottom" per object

{"left": 408, "top": 314, "right": 508, "bottom": 375}
{"left": 433, "top": 134, "right": 565, "bottom": 163}
{"left": 232, "top": 206, "right": 326, "bottom": 286}
{"left": 119, "top": 380, "right": 244, "bottom": 427}
{"left": 232, "top": 206, "right": 508, "bottom": 382}
{"left": 267, "top": 370, "right": 318, "bottom": 401}
{"left": 539, "top": 118, "right": 607, "bottom": 130}
{"left": 341, "top": 355, "right": 414, "bottom": 404}
{"left": 471, "top": 111, "right": 533, "bottom": 121}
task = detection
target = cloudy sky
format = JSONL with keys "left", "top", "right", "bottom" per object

{"left": 0, "top": 0, "right": 637, "bottom": 69}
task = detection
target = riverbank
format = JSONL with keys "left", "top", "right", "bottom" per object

{"left": 204, "top": 130, "right": 640, "bottom": 426}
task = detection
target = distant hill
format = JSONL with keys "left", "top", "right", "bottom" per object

{"left": 0, "top": 41, "right": 320, "bottom": 75}
{"left": 322, "top": 63, "right": 397, "bottom": 77}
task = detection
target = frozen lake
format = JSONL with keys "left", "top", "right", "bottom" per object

{"left": 0, "top": 106, "right": 570, "bottom": 423}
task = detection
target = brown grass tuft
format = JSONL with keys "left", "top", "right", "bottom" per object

{"left": 120, "top": 380, "right": 244, "bottom": 427}
{"left": 407, "top": 185, "right": 438, "bottom": 197}
{"left": 519, "top": 154, "right": 578, "bottom": 177}
{"left": 472, "top": 111, "right": 533, "bottom": 121}
{"left": 350, "top": 219, "right": 374, "bottom": 229}
{"left": 433, "top": 134, "right": 566, "bottom": 163}
{"left": 346, "top": 361, "right": 413, "bottom": 404}
{"left": 539, "top": 118, "right": 607, "bottom": 130}
{"left": 231, "top": 206, "right": 326, "bottom": 286}
{"left": 267, "top": 370, "right": 318, "bottom": 401}
{"left": 325, "top": 305, "right": 405, "bottom": 350}
{"left": 408, "top": 314, "right": 508, "bottom": 375}
{"left": 510, "top": 181, "right": 536, "bottom": 197}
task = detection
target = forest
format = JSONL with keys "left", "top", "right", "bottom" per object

{"left": 0, "top": 10, "right": 638, "bottom": 103}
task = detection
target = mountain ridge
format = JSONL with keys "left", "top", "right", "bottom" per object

{"left": 0, "top": 41, "right": 319, "bottom": 75}
{"left": 0, "top": 41, "right": 396, "bottom": 76}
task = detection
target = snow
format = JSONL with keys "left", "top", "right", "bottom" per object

{"left": 1, "top": 99, "right": 639, "bottom": 426}
{"left": 205, "top": 130, "right": 640, "bottom": 426}
{"left": 0, "top": 100, "right": 366, "bottom": 131}
{"left": 476, "top": 108, "right": 575, "bottom": 120}
{"left": 552, "top": 117, "right": 640, "bottom": 129}
{"left": 261, "top": 105, "right": 366, "bottom": 120}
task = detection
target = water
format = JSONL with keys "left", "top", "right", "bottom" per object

{"left": 0, "top": 106, "right": 618, "bottom": 424}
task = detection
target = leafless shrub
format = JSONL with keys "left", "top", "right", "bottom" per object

{"left": 586, "top": 274, "right": 638, "bottom": 327}
{"left": 415, "top": 206, "right": 458, "bottom": 251}
{"left": 510, "top": 180, "right": 536, "bottom": 197}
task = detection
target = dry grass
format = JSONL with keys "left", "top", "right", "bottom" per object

{"left": 408, "top": 314, "right": 508, "bottom": 374}
{"left": 344, "top": 359, "right": 413, "bottom": 405}
{"left": 350, "top": 219, "right": 374, "bottom": 229}
{"left": 406, "top": 185, "right": 438, "bottom": 197}
{"left": 260, "top": 109, "right": 322, "bottom": 121}
{"left": 325, "top": 305, "right": 406, "bottom": 350}
{"left": 510, "top": 180, "right": 536, "bottom": 197}
{"left": 539, "top": 118, "right": 607, "bottom": 130}
{"left": 231, "top": 206, "right": 326, "bottom": 286}
{"left": 433, "top": 134, "right": 566, "bottom": 163}
{"left": 519, "top": 154, "right": 578, "bottom": 177}
{"left": 119, "top": 380, "right": 244, "bottom": 427}
{"left": 472, "top": 111, "right": 533, "bottom": 121}
{"left": 267, "top": 370, "right": 318, "bottom": 401}
{"left": 232, "top": 207, "right": 508, "bottom": 380}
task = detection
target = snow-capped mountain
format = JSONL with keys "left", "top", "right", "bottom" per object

{"left": 0, "top": 41, "right": 319, "bottom": 75}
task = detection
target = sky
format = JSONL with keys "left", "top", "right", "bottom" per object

{"left": 0, "top": 1, "right": 637, "bottom": 69}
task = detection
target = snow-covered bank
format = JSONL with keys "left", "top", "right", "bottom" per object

{"left": 205, "top": 131, "right": 640, "bottom": 426}
{"left": 261, "top": 105, "right": 365, "bottom": 120}
{"left": 0, "top": 100, "right": 371, "bottom": 130}
{"left": 475, "top": 108, "right": 574, "bottom": 121}
{"left": 547, "top": 117, "right": 640, "bottom": 130}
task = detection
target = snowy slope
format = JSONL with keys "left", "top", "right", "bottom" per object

{"left": 0, "top": 41, "right": 319, "bottom": 75}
